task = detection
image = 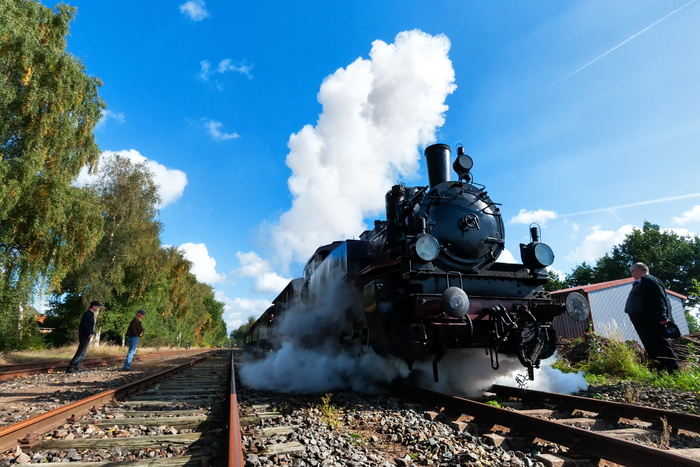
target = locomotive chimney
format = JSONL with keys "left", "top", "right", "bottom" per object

{"left": 424, "top": 144, "right": 451, "bottom": 188}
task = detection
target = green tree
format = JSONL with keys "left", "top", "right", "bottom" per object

{"left": 130, "top": 246, "right": 227, "bottom": 348}
{"left": 51, "top": 155, "right": 162, "bottom": 343}
{"left": 565, "top": 222, "right": 700, "bottom": 308}
{"left": 0, "top": 1, "right": 104, "bottom": 349}
{"left": 199, "top": 293, "right": 228, "bottom": 347}
{"left": 544, "top": 269, "right": 566, "bottom": 292}
{"left": 232, "top": 316, "right": 257, "bottom": 345}
{"left": 565, "top": 262, "right": 596, "bottom": 288}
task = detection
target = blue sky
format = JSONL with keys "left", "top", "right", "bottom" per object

{"left": 42, "top": 0, "right": 700, "bottom": 333}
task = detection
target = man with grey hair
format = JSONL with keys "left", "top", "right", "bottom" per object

{"left": 624, "top": 262, "right": 679, "bottom": 373}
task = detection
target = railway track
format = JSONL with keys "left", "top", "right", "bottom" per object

{"left": 4, "top": 349, "right": 700, "bottom": 466}
{"left": 0, "top": 350, "right": 246, "bottom": 467}
{"left": 392, "top": 383, "right": 700, "bottom": 466}
{"left": 0, "top": 350, "right": 208, "bottom": 381}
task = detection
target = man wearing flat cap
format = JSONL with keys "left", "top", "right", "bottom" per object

{"left": 123, "top": 309, "right": 146, "bottom": 371}
{"left": 66, "top": 300, "right": 101, "bottom": 373}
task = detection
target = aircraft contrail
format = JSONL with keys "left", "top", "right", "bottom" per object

{"left": 558, "top": 0, "right": 697, "bottom": 82}
{"left": 559, "top": 193, "right": 700, "bottom": 218}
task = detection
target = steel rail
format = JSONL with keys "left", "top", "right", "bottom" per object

{"left": 228, "top": 352, "right": 244, "bottom": 467}
{"left": 490, "top": 384, "right": 700, "bottom": 432}
{"left": 393, "top": 383, "right": 700, "bottom": 467}
{"left": 0, "top": 352, "right": 215, "bottom": 453}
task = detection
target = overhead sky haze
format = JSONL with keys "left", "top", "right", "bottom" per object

{"left": 40, "top": 0, "right": 700, "bottom": 333}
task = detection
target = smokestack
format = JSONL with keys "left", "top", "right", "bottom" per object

{"left": 424, "top": 144, "right": 451, "bottom": 188}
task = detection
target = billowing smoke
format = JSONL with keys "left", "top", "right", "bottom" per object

{"left": 410, "top": 350, "right": 588, "bottom": 398}
{"left": 267, "top": 30, "right": 456, "bottom": 267}
{"left": 240, "top": 280, "right": 409, "bottom": 393}
{"left": 494, "top": 354, "right": 589, "bottom": 395}
{"left": 240, "top": 342, "right": 408, "bottom": 393}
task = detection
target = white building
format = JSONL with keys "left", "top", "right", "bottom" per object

{"left": 551, "top": 277, "right": 688, "bottom": 344}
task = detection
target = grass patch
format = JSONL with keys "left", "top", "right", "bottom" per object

{"left": 554, "top": 331, "right": 700, "bottom": 392}
{"left": 347, "top": 432, "right": 365, "bottom": 445}
{"left": 317, "top": 393, "right": 340, "bottom": 430}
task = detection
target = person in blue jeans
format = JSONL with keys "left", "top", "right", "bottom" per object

{"left": 123, "top": 309, "right": 146, "bottom": 371}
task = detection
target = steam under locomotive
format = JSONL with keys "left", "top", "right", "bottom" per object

{"left": 245, "top": 144, "right": 587, "bottom": 381}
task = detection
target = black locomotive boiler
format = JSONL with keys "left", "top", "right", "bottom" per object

{"left": 246, "top": 144, "right": 586, "bottom": 381}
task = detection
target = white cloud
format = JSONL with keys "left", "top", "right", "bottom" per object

{"left": 663, "top": 227, "right": 697, "bottom": 238}
{"left": 75, "top": 150, "right": 187, "bottom": 208}
{"left": 570, "top": 222, "right": 580, "bottom": 237}
{"left": 234, "top": 251, "right": 290, "bottom": 294}
{"left": 96, "top": 109, "right": 125, "bottom": 129}
{"left": 217, "top": 292, "right": 271, "bottom": 332}
{"left": 178, "top": 243, "right": 226, "bottom": 284}
{"left": 269, "top": 30, "right": 456, "bottom": 265}
{"left": 217, "top": 59, "right": 253, "bottom": 78}
{"left": 498, "top": 248, "right": 517, "bottom": 264}
{"left": 510, "top": 209, "right": 558, "bottom": 225}
{"left": 199, "top": 59, "right": 253, "bottom": 82}
{"left": 672, "top": 205, "right": 700, "bottom": 225}
{"left": 204, "top": 119, "right": 239, "bottom": 141}
{"left": 198, "top": 60, "right": 211, "bottom": 80}
{"left": 179, "top": 0, "right": 209, "bottom": 21}
{"left": 564, "top": 224, "right": 635, "bottom": 264}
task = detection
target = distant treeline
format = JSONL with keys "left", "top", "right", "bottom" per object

{"left": 0, "top": 1, "right": 229, "bottom": 351}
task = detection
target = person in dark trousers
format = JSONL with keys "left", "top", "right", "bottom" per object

{"left": 624, "top": 262, "right": 679, "bottom": 373}
{"left": 123, "top": 309, "right": 146, "bottom": 371}
{"left": 66, "top": 300, "right": 101, "bottom": 373}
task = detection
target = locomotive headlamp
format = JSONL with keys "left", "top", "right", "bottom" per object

{"left": 415, "top": 234, "right": 440, "bottom": 261}
{"left": 454, "top": 154, "right": 473, "bottom": 172}
{"left": 453, "top": 147, "right": 474, "bottom": 181}
{"left": 442, "top": 286, "right": 470, "bottom": 318}
{"left": 520, "top": 242, "right": 555, "bottom": 269}
{"left": 565, "top": 292, "right": 590, "bottom": 321}
{"left": 520, "top": 224, "right": 554, "bottom": 270}
{"left": 533, "top": 242, "right": 555, "bottom": 267}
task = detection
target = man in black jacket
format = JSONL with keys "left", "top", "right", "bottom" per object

{"left": 624, "top": 263, "right": 679, "bottom": 373}
{"left": 66, "top": 300, "right": 101, "bottom": 373}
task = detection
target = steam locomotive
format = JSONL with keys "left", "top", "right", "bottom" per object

{"left": 246, "top": 144, "right": 587, "bottom": 381}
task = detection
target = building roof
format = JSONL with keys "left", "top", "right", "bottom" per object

{"left": 552, "top": 276, "right": 686, "bottom": 300}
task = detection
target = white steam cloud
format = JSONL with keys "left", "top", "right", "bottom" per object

{"left": 268, "top": 30, "right": 456, "bottom": 266}
{"left": 240, "top": 280, "right": 409, "bottom": 393}
{"left": 411, "top": 351, "right": 587, "bottom": 397}
{"left": 240, "top": 342, "right": 408, "bottom": 393}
